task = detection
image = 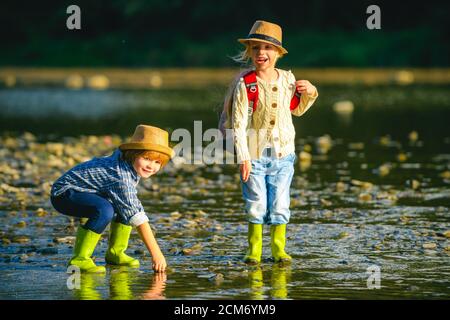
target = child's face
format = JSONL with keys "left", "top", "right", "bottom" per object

{"left": 133, "top": 156, "right": 162, "bottom": 178}
{"left": 249, "top": 41, "right": 279, "bottom": 71}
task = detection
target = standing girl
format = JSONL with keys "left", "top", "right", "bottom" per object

{"left": 223, "top": 20, "right": 318, "bottom": 263}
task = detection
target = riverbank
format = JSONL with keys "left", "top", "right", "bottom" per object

{"left": 1, "top": 68, "right": 449, "bottom": 90}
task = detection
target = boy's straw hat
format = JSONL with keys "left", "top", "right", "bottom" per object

{"left": 238, "top": 20, "right": 288, "bottom": 55}
{"left": 119, "top": 124, "right": 175, "bottom": 158}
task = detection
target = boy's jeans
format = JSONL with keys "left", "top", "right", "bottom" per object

{"left": 51, "top": 189, "right": 127, "bottom": 234}
{"left": 241, "top": 148, "right": 296, "bottom": 225}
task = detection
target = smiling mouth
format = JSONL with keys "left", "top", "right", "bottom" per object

{"left": 256, "top": 57, "right": 268, "bottom": 64}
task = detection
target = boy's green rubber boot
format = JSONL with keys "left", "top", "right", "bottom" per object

{"left": 270, "top": 224, "right": 292, "bottom": 263}
{"left": 244, "top": 223, "right": 263, "bottom": 264}
{"left": 105, "top": 222, "right": 140, "bottom": 268}
{"left": 68, "top": 226, "right": 106, "bottom": 273}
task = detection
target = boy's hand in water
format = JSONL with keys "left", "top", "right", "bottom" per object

{"left": 136, "top": 222, "right": 167, "bottom": 273}
{"left": 240, "top": 160, "right": 251, "bottom": 182}
{"left": 152, "top": 253, "right": 167, "bottom": 273}
{"left": 295, "top": 80, "right": 317, "bottom": 96}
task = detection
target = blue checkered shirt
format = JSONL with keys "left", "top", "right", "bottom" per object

{"left": 51, "top": 149, "right": 149, "bottom": 227}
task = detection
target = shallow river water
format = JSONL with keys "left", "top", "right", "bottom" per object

{"left": 0, "top": 84, "right": 449, "bottom": 299}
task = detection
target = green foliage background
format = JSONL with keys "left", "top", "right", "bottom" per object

{"left": 1, "top": 0, "right": 449, "bottom": 67}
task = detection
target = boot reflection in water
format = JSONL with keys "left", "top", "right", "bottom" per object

{"left": 270, "top": 264, "right": 291, "bottom": 299}
{"left": 109, "top": 266, "right": 134, "bottom": 300}
{"left": 141, "top": 272, "right": 167, "bottom": 300}
{"left": 74, "top": 273, "right": 104, "bottom": 300}
{"left": 248, "top": 266, "right": 264, "bottom": 300}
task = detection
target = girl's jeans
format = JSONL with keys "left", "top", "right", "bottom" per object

{"left": 50, "top": 189, "right": 126, "bottom": 234}
{"left": 241, "top": 148, "right": 296, "bottom": 225}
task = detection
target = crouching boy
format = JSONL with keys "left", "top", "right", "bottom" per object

{"left": 50, "top": 124, "right": 174, "bottom": 273}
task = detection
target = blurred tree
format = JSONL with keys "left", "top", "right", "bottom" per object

{"left": 0, "top": 0, "right": 448, "bottom": 67}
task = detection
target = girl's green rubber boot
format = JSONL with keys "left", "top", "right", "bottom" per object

{"left": 270, "top": 224, "right": 292, "bottom": 263}
{"left": 68, "top": 226, "right": 106, "bottom": 273}
{"left": 244, "top": 223, "right": 263, "bottom": 264}
{"left": 105, "top": 222, "right": 140, "bottom": 268}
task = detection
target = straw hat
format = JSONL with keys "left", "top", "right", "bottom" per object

{"left": 238, "top": 20, "right": 288, "bottom": 55}
{"left": 119, "top": 124, "right": 175, "bottom": 158}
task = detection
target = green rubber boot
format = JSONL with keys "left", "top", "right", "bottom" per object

{"left": 68, "top": 226, "right": 106, "bottom": 273}
{"left": 105, "top": 222, "right": 140, "bottom": 268}
{"left": 243, "top": 223, "right": 263, "bottom": 264}
{"left": 270, "top": 224, "right": 292, "bottom": 263}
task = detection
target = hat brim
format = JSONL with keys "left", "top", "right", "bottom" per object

{"left": 238, "top": 38, "right": 288, "bottom": 55}
{"left": 119, "top": 142, "right": 175, "bottom": 158}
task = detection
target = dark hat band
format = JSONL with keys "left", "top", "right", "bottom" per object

{"left": 245, "top": 33, "right": 282, "bottom": 47}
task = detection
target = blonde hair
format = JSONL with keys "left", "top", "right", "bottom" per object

{"left": 231, "top": 46, "right": 252, "bottom": 66}
{"left": 121, "top": 149, "right": 170, "bottom": 168}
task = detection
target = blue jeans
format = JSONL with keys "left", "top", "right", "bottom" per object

{"left": 50, "top": 189, "right": 125, "bottom": 234}
{"left": 241, "top": 148, "right": 296, "bottom": 225}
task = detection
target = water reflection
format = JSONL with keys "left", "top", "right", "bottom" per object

{"left": 140, "top": 272, "right": 167, "bottom": 300}
{"left": 335, "top": 112, "right": 353, "bottom": 126}
{"left": 247, "top": 264, "right": 292, "bottom": 300}
{"left": 109, "top": 267, "right": 134, "bottom": 300}
{"left": 73, "top": 273, "right": 104, "bottom": 300}
{"left": 72, "top": 268, "right": 167, "bottom": 300}
{"left": 270, "top": 264, "right": 291, "bottom": 299}
{"left": 248, "top": 267, "right": 264, "bottom": 300}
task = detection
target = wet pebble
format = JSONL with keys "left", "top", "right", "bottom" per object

{"left": 209, "top": 273, "right": 224, "bottom": 284}
{"left": 409, "top": 131, "right": 419, "bottom": 143}
{"left": 406, "top": 179, "right": 420, "bottom": 190}
{"left": 12, "top": 235, "right": 30, "bottom": 244}
{"left": 351, "top": 179, "right": 373, "bottom": 190}
{"left": 338, "top": 232, "right": 350, "bottom": 239}
{"left": 192, "top": 210, "right": 208, "bottom": 218}
{"left": 210, "top": 224, "right": 223, "bottom": 232}
{"left": 134, "top": 249, "right": 145, "bottom": 255}
{"left": 422, "top": 243, "right": 437, "bottom": 250}
{"left": 170, "top": 211, "right": 182, "bottom": 219}
{"left": 35, "top": 208, "right": 48, "bottom": 217}
{"left": 397, "top": 153, "right": 408, "bottom": 162}
{"left": 336, "top": 182, "right": 347, "bottom": 192}
{"left": 323, "top": 210, "right": 334, "bottom": 219}
{"left": 373, "top": 243, "right": 383, "bottom": 250}
{"left": 181, "top": 248, "right": 194, "bottom": 255}
{"left": 19, "top": 254, "right": 29, "bottom": 261}
{"left": 399, "top": 215, "right": 410, "bottom": 223}
{"left": 53, "top": 236, "right": 75, "bottom": 244}
{"left": 164, "top": 195, "right": 185, "bottom": 203}
{"left": 358, "top": 193, "right": 373, "bottom": 202}
{"left": 38, "top": 247, "right": 58, "bottom": 255}
{"left": 15, "top": 221, "right": 27, "bottom": 228}
{"left": 375, "top": 163, "right": 391, "bottom": 177}
{"left": 439, "top": 171, "right": 450, "bottom": 180}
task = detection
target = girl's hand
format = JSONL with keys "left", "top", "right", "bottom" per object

{"left": 152, "top": 253, "right": 167, "bottom": 273}
{"left": 295, "top": 80, "right": 316, "bottom": 96}
{"left": 240, "top": 160, "right": 251, "bottom": 182}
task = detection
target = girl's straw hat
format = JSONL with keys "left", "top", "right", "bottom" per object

{"left": 119, "top": 124, "right": 175, "bottom": 158}
{"left": 238, "top": 20, "right": 288, "bottom": 55}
